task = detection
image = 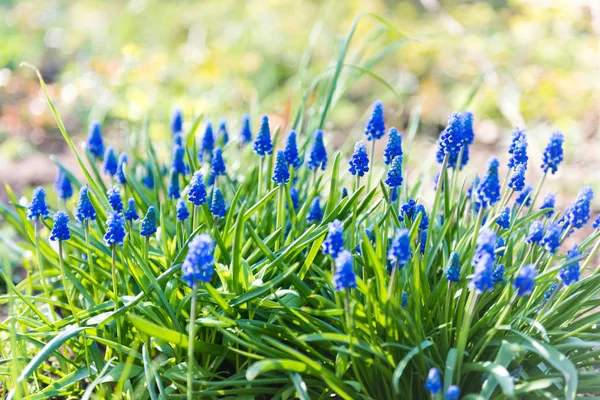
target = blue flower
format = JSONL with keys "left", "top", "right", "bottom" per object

{"left": 290, "top": 186, "right": 299, "bottom": 210}
{"left": 28, "top": 187, "right": 49, "bottom": 220}
{"left": 272, "top": 150, "right": 290, "bottom": 185}
{"left": 492, "top": 264, "right": 505, "bottom": 283}
{"left": 322, "top": 220, "right": 344, "bottom": 258}
{"left": 399, "top": 199, "right": 416, "bottom": 221}
{"left": 461, "top": 111, "right": 475, "bottom": 145}
{"left": 188, "top": 171, "right": 207, "bottom": 206}
{"left": 495, "top": 237, "right": 506, "bottom": 258}
{"left": 141, "top": 206, "right": 157, "bottom": 237}
{"left": 210, "top": 188, "right": 226, "bottom": 218}
{"left": 508, "top": 164, "right": 526, "bottom": 192}
{"left": 540, "top": 193, "right": 556, "bottom": 217}
{"left": 388, "top": 228, "right": 411, "bottom": 268}
{"left": 307, "top": 129, "right": 327, "bottom": 170}
{"left": 540, "top": 223, "right": 561, "bottom": 254}
{"left": 124, "top": 198, "right": 139, "bottom": 221}
{"left": 170, "top": 108, "right": 183, "bottom": 134}
{"left": 333, "top": 250, "right": 356, "bottom": 291}
{"left": 349, "top": 141, "right": 370, "bottom": 177}
{"left": 473, "top": 228, "right": 497, "bottom": 267}
{"left": 446, "top": 252, "right": 461, "bottom": 282}
{"left": 364, "top": 100, "right": 385, "bottom": 141}
{"left": 474, "top": 157, "right": 501, "bottom": 210}
{"left": 436, "top": 112, "right": 467, "bottom": 169}
{"left": 177, "top": 198, "right": 189, "bottom": 221}
{"left": 467, "top": 175, "right": 479, "bottom": 200}
{"left": 107, "top": 186, "right": 123, "bottom": 212}
{"left": 401, "top": 292, "right": 409, "bottom": 307}
{"left": 390, "top": 187, "right": 398, "bottom": 203}
{"left": 239, "top": 114, "right": 253, "bottom": 145}
{"left": 384, "top": 156, "right": 403, "bottom": 188}
{"left": 218, "top": 118, "right": 229, "bottom": 145}
{"left": 201, "top": 122, "right": 215, "bottom": 159}
{"left": 526, "top": 220, "right": 544, "bottom": 244}
{"left": 50, "top": 211, "right": 70, "bottom": 241}
{"left": 116, "top": 152, "right": 128, "bottom": 185}
{"left": 559, "top": 245, "right": 581, "bottom": 286}
{"left": 210, "top": 147, "right": 227, "bottom": 180}
{"left": 541, "top": 131, "right": 564, "bottom": 174}
{"left": 594, "top": 214, "right": 600, "bottom": 229}
{"left": 171, "top": 144, "right": 186, "bottom": 175}
{"left": 76, "top": 186, "right": 96, "bottom": 222}
{"left": 86, "top": 121, "right": 104, "bottom": 159}
{"left": 142, "top": 163, "right": 155, "bottom": 189}
{"left": 496, "top": 207, "right": 511, "bottom": 229}
{"left": 253, "top": 115, "right": 273, "bottom": 157}
{"left": 307, "top": 198, "right": 323, "bottom": 224}
{"left": 341, "top": 187, "right": 349, "bottom": 199}
{"left": 514, "top": 264, "right": 536, "bottom": 297}
{"left": 182, "top": 234, "right": 215, "bottom": 287}
{"left": 545, "top": 283, "right": 558, "bottom": 301}
{"left": 54, "top": 170, "right": 73, "bottom": 201}
{"left": 384, "top": 127, "right": 403, "bottom": 165}
{"left": 415, "top": 204, "right": 429, "bottom": 231}
{"left": 564, "top": 187, "right": 594, "bottom": 229}
{"left": 445, "top": 385, "right": 461, "bottom": 400}
{"left": 168, "top": 171, "right": 180, "bottom": 199}
{"left": 515, "top": 184, "right": 533, "bottom": 207}
{"left": 425, "top": 368, "right": 442, "bottom": 395}
{"left": 284, "top": 131, "right": 302, "bottom": 168}
{"left": 507, "top": 127, "right": 528, "bottom": 169}
{"left": 103, "top": 147, "right": 118, "bottom": 177}
{"left": 104, "top": 211, "right": 126, "bottom": 246}
{"left": 470, "top": 252, "right": 495, "bottom": 293}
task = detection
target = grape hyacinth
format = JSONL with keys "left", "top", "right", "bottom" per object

{"left": 594, "top": 214, "right": 600, "bottom": 230}
{"left": 210, "top": 147, "right": 227, "bottom": 180}
{"left": 201, "top": 122, "right": 215, "bottom": 159}
{"left": 515, "top": 184, "right": 533, "bottom": 207}
{"left": 168, "top": 171, "right": 180, "bottom": 199}
{"left": 540, "top": 223, "right": 561, "bottom": 254}
{"left": 540, "top": 193, "right": 556, "bottom": 217}
{"left": 116, "top": 152, "right": 128, "bottom": 185}
{"left": 492, "top": 264, "right": 505, "bottom": 283}
{"left": 415, "top": 204, "right": 429, "bottom": 231}
{"left": 364, "top": 100, "right": 385, "bottom": 141}
{"left": 104, "top": 211, "right": 126, "bottom": 246}
{"left": 107, "top": 186, "right": 123, "bottom": 213}
{"left": 401, "top": 292, "right": 409, "bottom": 308}
{"left": 388, "top": 228, "right": 411, "bottom": 268}
{"left": 348, "top": 141, "right": 369, "bottom": 177}
{"left": 544, "top": 283, "right": 558, "bottom": 302}
{"left": 525, "top": 220, "right": 544, "bottom": 244}
{"left": 182, "top": 234, "right": 215, "bottom": 287}
{"left": 307, "top": 129, "right": 327, "bottom": 170}
{"left": 470, "top": 252, "right": 495, "bottom": 293}
{"left": 289, "top": 187, "right": 299, "bottom": 210}
{"left": 170, "top": 108, "right": 183, "bottom": 134}
{"left": 218, "top": 118, "right": 229, "bottom": 145}
{"left": 75, "top": 186, "right": 96, "bottom": 222}
{"left": 124, "top": 198, "right": 139, "bottom": 221}
{"left": 399, "top": 199, "right": 416, "bottom": 221}
{"left": 383, "top": 127, "right": 402, "bottom": 165}
{"left": 384, "top": 156, "right": 403, "bottom": 188}
{"left": 446, "top": 252, "right": 461, "bottom": 282}
{"left": 103, "top": 147, "right": 118, "bottom": 177}
{"left": 86, "top": 121, "right": 104, "bottom": 159}
{"left": 564, "top": 187, "right": 594, "bottom": 229}
{"left": 541, "top": 130, "right": 564, "bottom": 174}
{"left": 333, "top": 250, "right": 356, "bottom": 291}
{"left": 307, "top": 198, "right": 322, "bottom": 224}
{"left": 284, "top": 131, "right": 302, "bottom": 168}
{"left": 171, "top": 144, "right": 186, "bottom": 175}
{"left": 445, "top": 385, "right": 461, "bottom": 400}
{"left": 419, "top": 231, "right": 428, "bottom": 254}
{"left": 496, "top": 206, "right": 511, "bottom": 229}
{"left": 559, "top": 245, "right": 581, "bottom": 286}
{"left": 436, "top": 112, "right": 467, "bottom": 169}
{"left": 253, "top": 116, "right": 273, "bottom": 157}
{"left": 495, "top": 237, "right": 506, "bottom": 258}
{"left": 28, "top": 187, "right": 49, "bottom": 220}
{"left": 54, "top": 170, "right": 73, "bottom": 201}
{"left": 474, "top": 157, "right": 500, "bottom": 211}
{"left": 322, "top": 220, "right": 344, "bottom": 258}
{"left": 211, "top": 188, "right": 226, "bottom": 218}
{"left": 272, "top": 150, "right": 290, "bottom": 185}
{"left": 514, "top": 264, "right": 537, "bottom": 297}
{"left": 50, "top": 211, "right": 70, "bottom": 241}
{"left": 177, "top": 198, "right": 189, "bottom": 221}
{"left": 507, "top": 127, "right": 528, "bottom": 169}
{"left": 142, "top": 163, "right": 154, "bottom": 189}
{"left": 508, "top": 164, "right": 526, "bottom": 192}
{"left": 239, "top": 114, "right": 252, "bottom": 145}
{"left": 424, "top": 368, "right": 442, "bottom": 395}
{"left": 141, "top": 207, "right": 157, "bottom": 237}
{"left": 188, "top": 171, "right": 207, "bottom": 206}
{"left": 473, "top": 228, "right": 497, "bottom": 266}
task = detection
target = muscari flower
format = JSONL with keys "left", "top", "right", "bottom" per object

{"left": 497, "top": 207, "right": 511, "bottom": 229}
{"left": 218, "top": 118, "right": 229, "bottom": 145}
{"left": 103, "top": 147, "right": 118, "bottom": 177}
{"left": 446, "top": 252, "right": 461, "bottom": 282}
{"left": 104, "top": 211, "right": 126, "bottom": 246}
{"left": 419, "top": 231, "right": 427, "bottom": 255}
{"left": 462, "top": 111, "right": 475, "bottom": 145}
{"left": 401, "top": 292, "right": 409, "bottom": 308}
{"left": 322, "top": 219, "right": 344, "bottom": 258}
{"left": 564, "top": 187, "right": 594, "bottom": 229}
{"left": 388, "top": 228, "right": 411, "bottom": 268}
{"left": 415, "top": 204, "right": 429, "bottom": 231}
{"left": 290, "top": 186, "right": 299, "bottom": 210}
{"left": 54, "top": 170, "right": 73, "bottom": 201}
{"left": 473, "top": 228, "right": 497, "bottom": 266}
{"left": 239, "top": 114, "right": 253, "bottom": 145}
{"left": 545, "top": 283, "right": 558, "bottom": 301}
{"left": 188, "top": 171, "right": 207, "bottom": 206}
{"left": 384, "top": 127, "right": 403, "bottom": 165}
{"left": 76, "top": 186, "right": 96, "bottom": 222}
{"left": 541, "top": 131, "right": 564, "bottom": 174}
{"left": 390, "top": 187, "right": 398, "bottom": 203}
{"left": 385, "top": 156, "right": 403, "bottom": 188}
{"left": 141, "top": 207, "right": 157, "bottom": 237}
{"left": 341, "top": 187, "right": 349, "bottom": 199}
{"left": 177, "top": 198, "right": 189, "bottom": 221}
{"left": 170, "top": 108, "right": 183, "bottom": 134}
{"left": 507, "top": 127, "right": 528, "bottom": 169}
{"left": 142, "top": 163, "right": 155, "bottom": 189}
{"left": 211, "top": 188, "right": 226, "bottom": 218}
{"left": 307, "top": 129, "right": 327, "bottom": 170}
{"left": 349, "top": 141, "right": 370, "bottom": 177}
{"left": 171, "top": 144, "right": 186, "bottom": 175}
{"left": 492, "top": 264, "right": 505, "bottom": 283}
{"left": 253, "top": 115, "right": 273, "bottom": 157}
{"left": 594, "top": 214, "right": 600, "bottom": 230}
{"left": 474, "top": 157, "right": 501, "bottom": 211}
{"left": 201, "top": 122, "right": 215, "bottom": 160}
{"left": 86, "top": 121, "right": 104, "bottom": 159}
{"left": 124, "top": 198, "right": 139, "bottom": 221}
{"left": 495, "top": 237, "right": 506, "bottom": 258}
{"left": 365, "top": 100, "right": 385, "bottom": 141}
{"left": 508, "top": 164, "right": 526, "bottom": 192}
{"left": 399, "top": 199, "right": 416, "bottom": 222}
{"left": 540, "top": 193, "right": 556, "bottom": 217}
{"left": 210, "top": 147, "right": 227, "bottom": 179}
{"left": 559, "top": 245, "right": 581, "bottom": 286}
{"left": 28, "top": 187, "right": 50, "bottom": 221}
{"left": 107, "top": 186, "right": 123, "bottom": 212}
{"left": 445, "top": 385, "right": 461, "bottom": 400}
{"left": 284, "top": 131, "right": 302, "bottom": 168}
{"left": 50, "top": 211, "right": 70, "bottom": 241}
{"left": 540, "top": 223, "right": 561, "bottom": 254}
{"left": 526, "top": 220, "right": 544, "bottom": 244}
{"left": 182, "top": 234, "right": 215, "bottom": 287}
{"left": 333, "top": 250, "right": 356, "bottom": 291}
{"left": 514, "top": 264, "right": 537, "bottom": 297}
{"left": 436, "top": 112, "right": 465, "bottom": 169}
{"left": 470, "top": 252, "right": 495, "bottom": 293}
{"left": 168, "top": 171, "right": 180, "bottom": 200}
{"left": 515, "top": 184, "right": 533, "bottom": 207}
{"left": 116, "top": 152, "right": 128, "bottom": 185}
{"left": 425, "top": 368, "right": 442, "bottom": 395}
{"left": 467, "top": 175, "right": 479, "bottom": 200}
{"left": 307, "top": 198, "right": 322, "bottom": 224}
{"left": 272, "top": 150, "right": 290, "bottom": 185}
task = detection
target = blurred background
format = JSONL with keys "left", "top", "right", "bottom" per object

{"left": 1, "top": 0, "right": 599, "bottom": 203}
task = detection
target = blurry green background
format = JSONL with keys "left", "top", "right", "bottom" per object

{"left": 1, "top": 0, "right": 599, "bottom": 198}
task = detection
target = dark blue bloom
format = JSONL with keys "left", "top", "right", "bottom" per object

{"left": 170, "top": 108, "right": 183, "bottom": 134}
{"left": 50, "top": 211, "right": 70, "bottom": 241}
{"left": 104, "top": 211, "right": 126, "bottom": 246}
{"left": 365, "top": 101, "right": 385, "bottom": 141}
{"left": 526, "top": 220, "right": 544, "bottom": 244}
{"left": 307, "top": 129, "right": 327, "bottom": 170}
{"left": 188, "top": 171, "right": 207, "bottom": 206}
{"left": 284, "top": 131, "right": 302, "bottom": 168}
{"left": 390, "top": 187, "right": 398, "bottom": 203}
{"left": 54, "top": 170, "right": 73, "bottom": 201}
{"left": 333, "top": 250, "right": 356, "bottom": 291}
{"left": 594, "top": 214, "right": 600, "bottom": 229}
{"left": 399, "top": 199, "right": 416, "bottom": 222}
{"left": 290, "top": 186, "right": 299, "bottom": 210}
{"left": 384, "top": 156, "right": 403, "bottom": 188}
{"left": 470, "top": 252, "right": 495, "bottom": 293}
{"left": 322, "top": 220, "right": 344, "bottom": 258}
{"left": 495, "top": 237, "right": 506, "bottom": 258}
{"left": 445, "top": 385, "right": 461, "bottom": 400}
{"left": 349, "top": 141, "right": 370, "bottom": 177}
{"left": 514, "top": 264, "right": 536, "bottom": 297}
{"left": 218, "top": 118, "right": 229, "bottom": 145}
{"left": 142, "top": 163, "right": 155, "bottom": 189}
{"left": 474, "top": 157, "right": 501, "bottom": 210}
{"left": 507, "top": 127, "right": 528, "bottom": 169}
{"left": 28, "top": 187, "right": 49, "bottom": 220}
{"left": 436, "top": 112, "right": 471, "bottom": 169}
{"left": 467, "top": 175, "right": 479, "bottom": 200}
{"left": 307, "top": 198, "right": 322, "bottom": 224}
{"left": 492, "top": 264, "right": 505, "bottom": 283}
{"left": 211, "top": 188, "right": 226, "bottom": 218}
{"left": 341, "top": 187, "right": 349, "bottom": 199}
{"left": 515, "top": 184, "right": 533, "bottom": 207}
{"left": 86, "top": 121, "right": 104, "bottom": 159}
{"left": 210, "top": 147, "right": 227, "bottom": 179}
{"left": 272, "top": 150, "right": 290, "bottom": 185}
{"left": 415, "top": 204, "right": 429, "bottom": 231}
{"left": 473, "top": 228, "right": 497, "bottom": 267}
{"left": 253, "top": 116, "right": 273, "bottom": 157}
{"left": 425, "top": 368, "right": 442, "bottom": 395}
{"left": 559, "top": 245, "right": 581, "bottom": 286}
{"left": 564, "top": 187, "right": 594, "bottom": 229}
{"left": 103, "top": 146, "right": 118, "bottom": 177}
{"left": 171, "top": 144, "right": 186, "bottom": 175}
{"left": 508, "top": 164, "right": 526, "bottom": 192}
{"left": 177, "top": 198, "right": 189, "bottom": 221}
{"left": 401, "top": 292, "right": 409, "bottom": 308}
{"left": 107, "top": 186, "right": 123, "bottom": 213}
{"left": 461, "top": 111, "right": 474, "bottom": 145}
{"left": 124, "top": 198, "right": 139, "bottom": 221}
{"left": 540, "top": 223, "right": 561, "bottom": 254}
{"left": 446, "top": 252, "right": 461, "bottom": 282}
{"left": 544, "top": 283, "right": 558, "bottom": 301}
{"left": 239, "top": 114, "right": 252, "bottom": 145}
{"left": 141, "top": 206, "right": 157, "bottom": 237}
{"left": 497, "top": 207, "right": 511, "bottom": 229}
{"left": 76, "top": 186, "right": 96, "bottom": 222}
{"left": 388, "top": 228, "right": 411, "bottom": 268}
{"left": 201, "top": 122, "right": 215, "bottom": 159}
{"left": 182, "top": 234, "right": 215, "bottom": 287}
{"left": 116, "top": 152, "right": 128, "bottom": 185}
{"left": 541, "top": 131, "right": 564, "bottom": 174}
{"left": 540, "top": 193, "right": 556, "bottom": 217}
{"left": 384, "top": 127, "right": 403, "bottom": 165}
{"left": 168, "top": 171, "right": 180, "bottom": 200}
{"left": 419, "top": 231, "right": 427, "bottom": 255}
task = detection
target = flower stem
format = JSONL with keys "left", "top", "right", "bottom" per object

{"left": 34, "top": 219, "right": 55, "bottom": 321}
{"left": 529, "top": 172, "right": 547, "bottom": 211}
{"left": 84, "top": 220, "right": 96, "bottom": 301}
{"left": 455, "top": 291, "right": 479, "bottom": 382}
{"left": 366, "top": 140, "right": 376, "bottom": 193}
{"left": 276, "top": 184, "right": 286, "bottom": 250}
{"left": 111, "top": 243, "right": 122, "bottom": 361}
{"left": 187, "top": 283, "right": 198, "bottom": 400}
